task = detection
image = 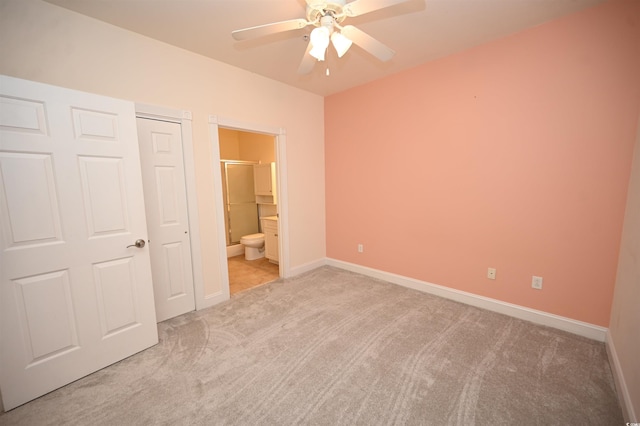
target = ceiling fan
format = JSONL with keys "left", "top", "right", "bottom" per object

{"left": 231, "top": 0, "right": 411, "bottom": 74}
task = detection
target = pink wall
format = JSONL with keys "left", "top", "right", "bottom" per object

{"left": 325, "top": 0, "right": 640, "bottom": 327}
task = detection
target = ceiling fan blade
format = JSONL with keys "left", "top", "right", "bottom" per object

{"left": 298, "top": 42, "right": 317, "bottom": 75}
{"left": 340, "top": 25, "right": 395, "bottom": 61}
{"left": 232, "top": 19, "right": 310, "bottom": 41}
{"left": 343, "top": 0, "right": 412, "bottom": 17}
{"left": 305, "top": 0, "right": 328, "bottom": 8}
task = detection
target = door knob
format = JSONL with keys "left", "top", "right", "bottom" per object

{"left": 127, "top": 239, "right": 146, "bottom": 249}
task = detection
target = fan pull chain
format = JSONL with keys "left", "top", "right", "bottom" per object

{"left": 325, "top": 55, "right": 330, "bottom": 76}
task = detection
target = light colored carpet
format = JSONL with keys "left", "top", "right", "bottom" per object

{"left": 0, "top": 266, "right": 622, "bottom": 425}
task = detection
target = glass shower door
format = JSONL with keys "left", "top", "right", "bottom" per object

{"left": 226, "top": 163, "right": 259, "bottom": 244}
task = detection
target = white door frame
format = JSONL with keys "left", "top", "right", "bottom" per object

{"left": 208, "top": 115, "right": 290, "bottom": 297}
{"left": 135, "top": 103, "right": 206, "bottom": 311}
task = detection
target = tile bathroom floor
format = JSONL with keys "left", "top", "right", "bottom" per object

{"left": 228, "top": 255, "right": 280, "bottom": 295}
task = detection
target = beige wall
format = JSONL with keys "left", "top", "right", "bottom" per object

{"left": 238, "top": 132, "right": 276, "bottom": 164}
{"left": 219, "top": 129, "right": 275, "bottom": 163}
{"left": 218, "top": 128, "right": 241, "bottom": 160}
{"left": 0, "top": 0, "right": 326, "bottom": 296}
{"left": 609, "top": 113, "right": 640, "bottom": 421}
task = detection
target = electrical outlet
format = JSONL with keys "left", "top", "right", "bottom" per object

{"left": 357, "top": 244, "right": 364, "bottom": 253}
{"left": 487, "top": 268, "right": 496, "bottom": 280}
{"left": 532, "top": 276, "right": 543, "bottom": 290}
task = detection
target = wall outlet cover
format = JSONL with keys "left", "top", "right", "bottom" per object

{"left": 532, "top": 276, "right": 543, "bottom": 290}
{"left": 487, "top": 268, "right": 496, "bottom": 280}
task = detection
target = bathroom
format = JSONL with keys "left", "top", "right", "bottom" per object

{"left": 218, "top": 128, "right": 280, "bottom": 294}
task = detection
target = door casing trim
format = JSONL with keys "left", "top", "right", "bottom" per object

{"left": 209, "top": 115, "right": 290, "bottom": 302}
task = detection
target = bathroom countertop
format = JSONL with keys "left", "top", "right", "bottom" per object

{"left": 261, "top": 215, "right": 278, "bottom": 221}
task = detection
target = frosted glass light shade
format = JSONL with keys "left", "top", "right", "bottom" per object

{"left": 310, "top": 45, "right": 327, "bottom": 61}
{"left": 331, "top": 32, "right": 352, "bottom": 58}
{"left": 310, "top": 26, "right": 330, "bottom": 61}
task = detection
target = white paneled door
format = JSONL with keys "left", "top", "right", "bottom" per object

{"left": 136, "top": 118, "right": 195, "bottom": 322}
{"left": 0, "top": 76, "right": 158, "bottom": 410}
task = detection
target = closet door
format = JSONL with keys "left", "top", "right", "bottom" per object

{"left": 136, "top": 117, "right": 195, "bottom": 322}
{"left": 0, "top": 75, "right": 158, "bottom": 410}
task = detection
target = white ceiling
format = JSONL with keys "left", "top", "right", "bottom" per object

{"left": 44, "top": 0, "right": 604, "bottom": 96}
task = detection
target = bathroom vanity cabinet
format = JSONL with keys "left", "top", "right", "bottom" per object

{"left": 262, "top": 217, "right": 279, "bottom": 264}
{"left": 253, "top": 162, "right": 277, "bottom": 204}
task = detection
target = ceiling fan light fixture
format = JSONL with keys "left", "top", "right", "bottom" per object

{"left": 232, "top": 0, "right": 407, "bottom": 73}
{"left": 310, "top": 45, "right": 327, "bottom": 61}
{"left": 309, "top": 26, "right": 330, "bottom": 61}
{"left": 331, "top": 31, "right": 352, "bottom": 58}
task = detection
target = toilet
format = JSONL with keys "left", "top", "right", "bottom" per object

{"left": 240, "top": 233, "right": 265, "bottom": 260}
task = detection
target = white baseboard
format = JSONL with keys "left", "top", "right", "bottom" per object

{"left": 606, "top": 331, "right": 637, "bottom": 422}
{"left": 287, "top": 258, "right": 328, "bottom": 278}
{"left": 326, "top": 258, "right": 607, "bottom": 342}
{"left": 197, "top": 291, "right": 229, "bottom": 311}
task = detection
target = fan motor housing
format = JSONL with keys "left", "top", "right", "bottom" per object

{"left": 307, "top": 0, "right": 347, "bottom": 24}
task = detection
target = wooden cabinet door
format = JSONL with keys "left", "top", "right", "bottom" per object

{"left": 264, "top": 222, "right": 279, "bottom": 262}
{"left": 253, "top": 163, "right": 273, "bottom": 195}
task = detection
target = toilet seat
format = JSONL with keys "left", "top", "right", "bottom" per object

{"left": 241, "top": 233, "right": 264, "bottom": 242}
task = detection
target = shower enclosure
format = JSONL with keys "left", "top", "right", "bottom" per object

{"left": 220, "top": 160, "right": 259, "bottom": 246}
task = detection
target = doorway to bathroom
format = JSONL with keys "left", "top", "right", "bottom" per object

{"left": 218, "top": 128, "right": 280, "bottom": 295}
